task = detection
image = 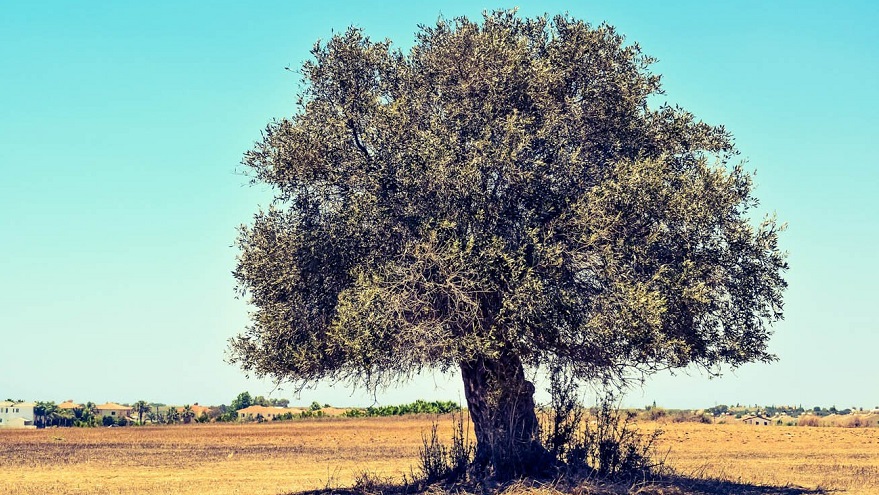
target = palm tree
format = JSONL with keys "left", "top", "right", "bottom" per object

{"left": 46, "top": 404, "right": 61, "bottom": 427}
{"left": 181, "top": 405, "right": 195, "bottom": 424}
{"left": 82, "top": 402, "right": 98, "bottom": 426}
{"left": 33, "top": 401, "right": 53, "bottom": 428}
{"left": 57, "top": 408, "right": 75, "bottom": 427}
{"left": 165, "top": 406, "right": 180, "bottom": 424}
{"left": 132, "top": 400, "right": 150, "bottom": 425}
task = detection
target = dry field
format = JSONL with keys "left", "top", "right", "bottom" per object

{"left": 656, "top": 422, "right": 879, "bottom": 494}
{"left": 1, "top": 417, "right": 878, "bottom": 495}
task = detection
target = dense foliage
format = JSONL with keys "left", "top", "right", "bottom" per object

{"left": 230, "top": 10, "right": 787, "bottom": 477}
{"left": 344, "top": 399, "right": 461, "bottom": 417}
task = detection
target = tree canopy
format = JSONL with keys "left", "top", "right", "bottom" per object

{"left": 230, "top": 10, "right": 787, "bottom": 477}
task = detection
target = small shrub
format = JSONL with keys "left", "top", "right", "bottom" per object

{"left": 540, "top": 363, "right": 585, "bottom": 462}
{"left": 352, "top": 470, "right": 395, "bottom": 495}
{"left": 845, "top": 415, "right": 865, "bottom": 428}
{"left": 798, "top": 415, "right": 819, "bottom": 427}
{"left": 647, "top": 407, "right": 668, "bottom": 421}
{"left": 670, "top": 411, "right": 711, "bottom": 423}
{"left": 417, "top": 411, "right": 472, "bottom": 482}
{"left": 537, "top": 368, "right": 664, "bottom": 482}
{"left": 581, "top": 391, "right": 664, "bottom": 480}
{"left": 418, "top": 422, "right": 450, "bottom": 482}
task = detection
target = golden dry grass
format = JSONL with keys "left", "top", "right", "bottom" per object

{"left": 0, "top": 417, "right": 429, "bottom": 495}
{"left": 1, "top": 417, "right": 878, "bottom": 495}
{"left": 654, "top": 422, "right": 879, "bottom": 494}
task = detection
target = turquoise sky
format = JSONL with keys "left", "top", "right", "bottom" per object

{"left": 2, "top": 1, "right": 876, "bottom": 409}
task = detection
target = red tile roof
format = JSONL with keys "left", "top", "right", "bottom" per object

{"left": 176, "top": 404, "right": 211, "bottom": 415}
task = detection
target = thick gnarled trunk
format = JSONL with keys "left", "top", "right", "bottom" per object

{"left": 461, "top": 353, "right": 552, "bottom": 479}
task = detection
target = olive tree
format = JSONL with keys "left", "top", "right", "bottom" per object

{"left": 230, "top": 11, "right": 786, "bottom": 478}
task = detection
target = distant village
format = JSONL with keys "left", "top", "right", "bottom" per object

{"left": 645, "top": 403, "right": 879, "bottom": 428}
{"left": 3, "top": 396, "right": 878, "bottom": 430}
{"left": 0, "top": 395, "right": 462, "bottom": 429}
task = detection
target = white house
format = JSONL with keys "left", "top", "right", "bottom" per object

{"left": 0, "top": 401, "right": 36, "bottom": 428}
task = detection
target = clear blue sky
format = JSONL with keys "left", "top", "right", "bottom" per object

{"left": 1, "top": 1, "right": 876, "bottom": 409}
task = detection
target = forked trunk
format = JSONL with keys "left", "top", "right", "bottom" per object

{"left": 461, "top": 353, "right": 553, "bottom": 479}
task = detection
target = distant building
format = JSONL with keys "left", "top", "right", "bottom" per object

{"left": 95, "top": 402, "right": 132, "bottom": 419}
{"left": 176, "top": 403, "right": 211, "bottom": 417}
{"left": 742, "top": 414, "right": 772, "bottom": 426}
{"left": 236, "top": 405, "right": 302, "bottom": 421}
{"left": 0, "top": 401, "right": 35, "bottom": 428}
{"left": 57, "top": 400, "right": 82, "bottom": 412}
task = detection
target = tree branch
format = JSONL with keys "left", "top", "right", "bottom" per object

{"left": 348, "top": 119, "right": 370, "bottom": 160}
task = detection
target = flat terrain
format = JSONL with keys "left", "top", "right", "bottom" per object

{"left": 656, "top": 422, "right": 879, "bottom": 493}
{"left": 1, "top": 417, "right": 878, "bottom": 495}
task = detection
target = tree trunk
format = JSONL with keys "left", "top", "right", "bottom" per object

{"left": 461, "top": 353, "right": 553, "bottom": 479}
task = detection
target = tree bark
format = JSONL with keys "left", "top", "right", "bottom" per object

{"left": 461, "top": 352, "right": 552, "bottom": 479}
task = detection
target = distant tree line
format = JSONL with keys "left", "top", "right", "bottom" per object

{"left": 23, "top": 396, "right": 878, "bottom": 429}
{"left": 28, "top": 394, "right": 466, "bottom": 427}
{"left": 706, "top": 404, "right": 872, "bottom": 419}
{"left": 343, "top": 400, "right": 462, "bottom": 417}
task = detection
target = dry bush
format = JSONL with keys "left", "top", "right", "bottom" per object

{"left": 579, "top": 398, "right": 665, "bottom": 481}
{"left": 669, "top": 412, "right": 711, "bottom": 424}
{"left": 797, "top": 415, "right": 820, "bottom": 427}
{"left": 417, "top": 412, "right": 472, "bottom": 483}
{"left": 639, "top": 408, "right": 667, "bottom": 422}
{"left": 845, "top": 416, "right": 865, "bottom": 428}
{"left": 831, "top": 414, "right": 878, "bottom": 428}
{"left": 797, "top": 414, "right": 878, "bottom": 428}
{"left": 537, "top": 369, "right": 665, "bottom": 483}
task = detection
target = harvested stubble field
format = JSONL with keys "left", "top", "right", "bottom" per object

{"left": 1, "top": 417, "right": 878, "bottom": 495}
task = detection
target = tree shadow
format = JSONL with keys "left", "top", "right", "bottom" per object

{"left": 291, "top": 475, "right": 830, "bottom": 495}
{"left": 635, "top": 474, "right": 830, "bottom": 495}
{"left": 288, "top": 476, "right": 835, "bottom": 495}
